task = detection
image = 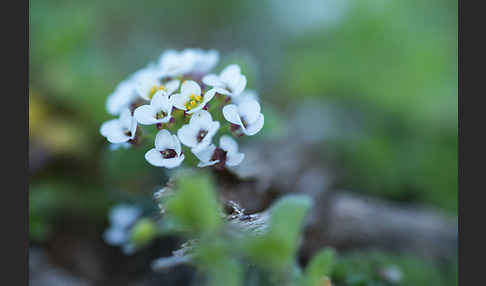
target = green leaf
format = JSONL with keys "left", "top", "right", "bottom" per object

{"left": 244, "top": 195, "right": 312, "bottom": 270}
{"left": 164, "top": 171, "right": 221, "bottom": 234}
{"left": 130, "top": 218, "right": 157, "bottom": 247}
{"left": 304, "top": 248, "right": 336, "bottom": 286}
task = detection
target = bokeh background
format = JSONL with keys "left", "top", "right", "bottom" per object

{"left": 29, "top": 0, "right": 457, "bottom": 285}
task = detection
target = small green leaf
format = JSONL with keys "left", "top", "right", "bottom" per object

{"left": 164, "top": 171, "right": 221, "bottom": 234}
{"left": 130, "top": 218, "right": 157, "bottom": 247}
{"left": 244, "top": 195, "right": 312, "bottom": 270}
{"left": 304, "top": 248, "right": 336, "bottom": 286}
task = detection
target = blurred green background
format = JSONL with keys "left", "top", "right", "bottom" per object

{"left": 29, "top": 0, "right": 457, "bottom": 285}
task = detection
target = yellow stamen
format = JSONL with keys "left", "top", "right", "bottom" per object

{"left": 149, "top": 85, "right": 166, "bottom": 99}
{"left": 190, "top": 100, "right": 196, "bottom": 106}
{"left": 190, "top": 95, "right": 195, "bottom": 100}
{"left": 196, "top": 95, "right": 202, "bottom": 101}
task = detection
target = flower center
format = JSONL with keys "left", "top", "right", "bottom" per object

{"left": 156, "top": 111, "right": 168, "bottom": 119}
{"left": 160, "top": 149, "right": 177, "bottom": 159}
{"left": 241, "top": 116, "right": 249, "bottom": 129}
{"left": 184, "top": 94, "right": 203, "bottom": 110}
{"left": 149, "top": 85, "right": 166, "bottom": 99}
{"left": 211, "top": 147, "right": 227, "bottom": 170}
{"left": 196, "top": 129, "right": 208, "bottom": 143}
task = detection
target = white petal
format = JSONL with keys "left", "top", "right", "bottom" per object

{"left": 202, "top": 88, "right": 217, "bottom": 105}
{"left": 243, "top": 114, "right": 264, "bottom": 136}
{"left": 219, "top": 135, "right": 239, "bottom": 154}
{"left": 145, "top": 149, "right": 166, "bottom": 167}
{"left": 213, "top": 87, "right": 232, "bottom": 96}
{"left": 164, "top": 79, "right": 180, "bottom": 95}
{"left": 192, "top": 49, "right": 219, "bottom": 73}
{"left": 163, "top": 154, "right": 185, "bottom": 168}
{"left": 100, "top": 119, "right": 121, "bottom": 137}
{"left": 228, "top": 75, "right": 247, "bottom": 96}
{"left": 103, "top": 227, "right": 127, "bottom": 245}
{"left": 158, "top": 49, "right": 178, "bottom": 66}
{"left": 107, "top": 133, "right": 131, "bottom": 144}
{"left": 159, "top": 50, "right": 193, "bottom": 77}
{"left": 197, "top": 160, "right": 219, "bottom": 168}
{"left": 134, "top": 105, "right": 158, "bottom": 125}
{"left": 233, "top": 89, "right": 259, "bottom": 104}
{"left": 193, "top": 144, "right": 216, "bottom": 163}
{"left": 100, "top": 120, "right": 131, "bottom": 143}
{"left": 190, "top": 110, "right": 213, "bottom": 128}
{"left": 119, "top": 109, "right": 133, "bottom": 129}
{"left": 154, "top": 130, "right": 175, "bottom": 150}
{"left": 172, "top": 93, "right": 189, "bottom": 110}
{"left": 220, "top": 64, "right": 241, "bottom": 84}
{"left": 136, "top": 76, "right": 159, "bottom": 100}
{"left": 109, "top": 205, "right": 141, "bottom": 227}
{"left": 226, "top": 152, "right": 245, "bottom": 167}
{"left": 222, "top": 104, "right": 243, "bottom": 126}
{"left": 129, "top": 117, "right": 137, "bottom": 139}
{"left": 180, "top": 80, "right": 201, "bottom": 96}
{"left": 151, "top": 91, "right": 173, "bottom": 113}
{"left": 202, "top": 74, "right": 224, "bottom": 88}
{"left": 106, "top": 84, "right": 137, "bottom": 116}
{"left": 172, "top": 134, "right": 182, "bottom": 155}
{"left": 207, "top": 121, "right": 220, "bottom": 138}
{"left": 238, "top": 98, "right": 261, "bottom": 124}
{"left": 177, "top": 125, "right": 199, "bottom": 148}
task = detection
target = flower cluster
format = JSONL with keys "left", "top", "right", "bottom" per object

{"left": 100, "top": 49, "right": 264, "bottom": 170}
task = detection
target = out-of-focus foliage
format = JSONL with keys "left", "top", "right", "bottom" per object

{"left": 331, "top": 251, "right": 458, "bottom": 286}
{"left": 283, "top": 0, "right": 457, "bottom": 211}
{"left": 304, "top": 248, "right": 335, "bottom": 286}
{"left": 29, "top": 181, "right": 110, "bottom": 241}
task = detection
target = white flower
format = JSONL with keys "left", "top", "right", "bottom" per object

{"left": 145, "top": 130, "right": 185, "bottom": 168}
{"left": 157, "top": 49, "right": 219, "bottom": 78}
{"left": 109, "top": 204, "right": 141, "bottom": 229}
{"left": 133, "top": 91, "right": 174, "bottom": 125}
{"left": 232, "top": 89, "right": 259, "bottom": 104}
{"left": 193, "top": 135, "right": 245, "bottom": 168}
{"left": 202, "top": 64, "right": 247, "bottom": 97}
{"left": 106, "top": 66, "right": 156, "bottom": 115}
{"left": 222, "top": 97, "right": 264, "bottom": 136}
{"left": 183, "top": 48, "right": 219, "bottom": 74}
{"left": 177, "top": 110, "right": 220, "bottom": 153}
{"left": 136, "top": 74, "right": 180, "bottom": 101}
{"left": 106, "top": 81, "right": 138, "bottom": 116}
{"left": 157, "top": 50, "right": 196, "bottom": 78}
{"left": 100, "top": 109, "right": 138, "bottom": 144}
{"left": 172, "top": 80, "right": 216, "bottom": 114}
{"left": 103, "top": 204, "right": 141, "bottom": 246}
